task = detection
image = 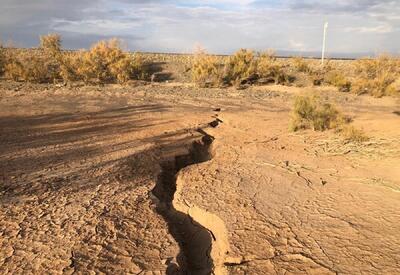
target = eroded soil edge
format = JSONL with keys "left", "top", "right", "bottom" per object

{"left": 151, "top": 123, "right": 229, "bottom": 275}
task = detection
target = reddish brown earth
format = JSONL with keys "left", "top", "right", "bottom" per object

{"left": 0, "top": 81, "right": 399, "bottom": 274}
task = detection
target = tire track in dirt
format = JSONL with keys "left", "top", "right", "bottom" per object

{"left": 151, "top": 119, "right": 229, "bottom": 275}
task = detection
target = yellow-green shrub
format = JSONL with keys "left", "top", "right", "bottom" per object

{"left": 290, "top": 95, "right": 341, "bottom": 131}
{"left": 224, "top": 49, "right": 257, "bottom": 86}
{"left": 191, "top": 51, "right": 223, "bottom": 87}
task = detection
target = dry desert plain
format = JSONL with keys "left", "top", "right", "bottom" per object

{"left": 0, "top": 76, "right": 400, "bottom": 274}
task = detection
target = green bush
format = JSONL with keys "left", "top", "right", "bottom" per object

{"left": 290, "top": 95, "right": 341, "bottom": 131}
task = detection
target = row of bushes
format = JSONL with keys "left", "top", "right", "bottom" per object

{"left": 192, "top": 49, "right": 294, "bottom": 88}
{"left": 0, "top": 34, "right": 147, "bottom": 84}
{"left": 317, "top": 55, "right": 400, "bottom": 97}
{"left": 1, "top": 35, "right": 399, "bottom": 97}
{"left": 192, "top": 49, "right": 400, "bottom": 97}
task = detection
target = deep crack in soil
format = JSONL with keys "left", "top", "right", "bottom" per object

{"left": 152, "top": 128, "right": 217, "bottom": 275}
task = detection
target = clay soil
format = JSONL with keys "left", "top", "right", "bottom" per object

{"left": 0, "top": 81, "right": 399, "bottom": 274}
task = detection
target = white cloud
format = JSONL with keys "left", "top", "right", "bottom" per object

{"left": 0, "top": 0, "right": 399, "bottom": 55}
{"left": 345, "top": 25, "right": 393, "bottom": 34}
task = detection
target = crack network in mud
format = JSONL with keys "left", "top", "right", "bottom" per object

{"left": 151, "top": 125, "right": 220, "bottom": 275}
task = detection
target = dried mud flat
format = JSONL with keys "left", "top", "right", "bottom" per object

{"left": 0, "top": 81, "right": 399, "bottom": 274}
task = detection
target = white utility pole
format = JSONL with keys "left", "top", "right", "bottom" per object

{"left": 321, "top": 22, "right": 328, "bottom": 66}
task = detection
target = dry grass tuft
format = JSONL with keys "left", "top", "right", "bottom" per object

{"left": 338, "top": 125, "right": 369, "bottom": 143}
{"left": 290, "top": 95, "right": 341, "bottom": 131}
{"left": 191, "top": 50, "right": 223, "bottom": 87}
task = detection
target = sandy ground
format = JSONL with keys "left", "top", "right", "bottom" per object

{"left": 0, "top": 81, "right": 399, "bottom": 274}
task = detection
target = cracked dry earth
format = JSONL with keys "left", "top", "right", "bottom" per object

{"left": 1, "top": 82, "right": 400, "bottom": 274}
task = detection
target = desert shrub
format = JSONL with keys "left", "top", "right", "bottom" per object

{"left": 291, "top": 57, "right": 311, "bottom": 73}
{"left": 338, "top": 125, "right": 368, "bottom": 143}
{"left": 257, "top": 52, "right": 291, "bottom": 84}
{"left": 5, "top": 50, "right": 57, "bottom": 83}
{"left": 4, "top": 34, "right": 63, "bottom": 83}
{"left": 59, "top": 39, "right": 146, "bottom": 84}
{"left": 352, "top": 55, "right": 400, "bottom": 97}
{"left": 224, "top": 49, "right": 257, "bottom": 86}
{"left": 386, "top": 78, "right": 400, "bottom": 95}
{"left": 290, "top": 95, "right": 341, "bottom": 131}
{"left": 324, "top": 70, "right": 351, "bottom": 92}
{"left": 3, "top": 35, "right": 146, "bottom": 84}
{"left": 40, "top": 34, "right": 62, "bottom": 56}
{"left": 79, "top": 39, "right": 126, "bottom": 83}
{"left": 352, "top": 71, "right": 396, "bottom": 97}
{"left": 191, "top": 51, "right": 223, "bottom": 87}
{"left": 110, "top": 53, "right": 147, "bottom": 83}
{"left": 59, "top": 51, "right": 85, "bottom": 82}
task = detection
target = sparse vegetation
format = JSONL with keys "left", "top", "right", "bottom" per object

{"left": 2, "top": 39, "right": 400, "bottom": 98}
{"left": 290, "top": 95, "right": 341, "bottom": 131}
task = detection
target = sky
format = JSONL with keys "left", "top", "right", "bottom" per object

{"left": 0, "top": 0, "right": 399, "bottom": 57}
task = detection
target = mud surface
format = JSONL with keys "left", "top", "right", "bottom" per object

{"left": 0, "top": 81, "right": 399, "bottom": 274}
